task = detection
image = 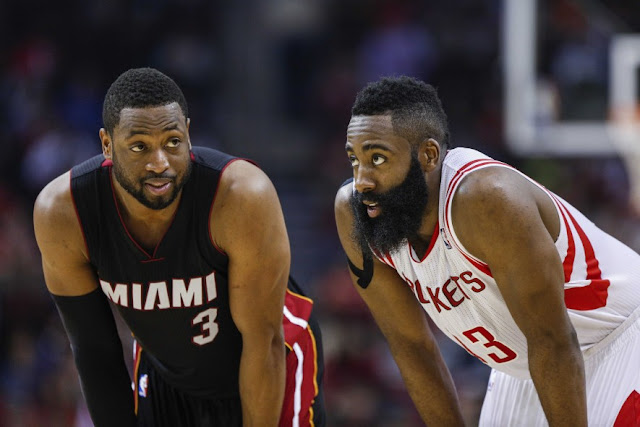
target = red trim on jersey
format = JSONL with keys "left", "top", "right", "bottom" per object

{"left": 190, "top": 151, "right": 195, "bottom": 161}
{"left": 370, "top": 247, "right": 396, "bottom": 269}
{"left": 371, "top": 248, "right": 390, "bottom": 267}
{"left": 551, "top": 196, "right": 576, "bottom": 282}
{"left": 101, "top": 159, "right": 113, "bottom": 167}
{"left": 461, "top": 252, "right": 492, "bottom": 276}
{"left": 551, "top": 194, "right": 610, "bottom": 310}
{"left": 445, "top": 159, "right": 506, "bottom": 196}
{"left": 443, "top": 175, "right": 493, "bottom": 277}
{"left": 613, "top": 390, "right": 640, "bottom": 426}
{"left": 108, "top": 170, "right": 179, "bottom": 261}
{"left": 132, "top": 342, "right": 143, "bottom": 415}
{"left": 384, "top": 252, "right": 396, "bottom": 268}
{"left": 139, "top": 257, "right": 166, "bottom": 263}
{"left": 445, "top": 159, "right": 510, "bottom": 217}
{"left": 557, "top": 199, "right": 610, "bottom": 310}
{"left": 442, "top": 159, "right": 508, "bottom": 277}
{"left": 207, "top": 158, "right": 249, "bottom": 256}
{"left": 409, "top": 221, "right": 440, "bottom": 263}
{"left": 69, "top": 171, "right": 91, "bottom": 261}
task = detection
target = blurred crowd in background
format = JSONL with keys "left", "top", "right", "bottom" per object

{"left": 1, "top": 0, "right": 640, "bottom": 425}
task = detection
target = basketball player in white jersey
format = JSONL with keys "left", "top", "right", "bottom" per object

{"left": 334, "top": 76, "right": 640, "bottom": 426}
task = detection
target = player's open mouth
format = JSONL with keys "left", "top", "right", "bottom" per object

{"left": 364, "top": 201, "right": 381, "bottom": 218}
{"left": 145, "top": 180, "right": 172, "bottom": 195}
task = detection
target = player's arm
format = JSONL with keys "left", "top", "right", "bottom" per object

{"left": 33, "top": 172, "right": 136, "bottom": 427}
{"left": 334, "top": 185, "right": 465, "bottom": 426}
{"left": 212, "top": 161, "right": 288, "bottom": 426}
{"left": 453, "top": 167, "right": 587, "bottom": 426}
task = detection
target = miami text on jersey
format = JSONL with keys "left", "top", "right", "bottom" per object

{"left": 99, "top": 271, "right": 218, "bottom": 310}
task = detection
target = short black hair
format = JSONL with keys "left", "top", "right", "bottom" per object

{"left": 102, "top": 67, "right": 188, "bottom": 135}
{"left": 351, "top": 76, "right": 450, "bottom": 149}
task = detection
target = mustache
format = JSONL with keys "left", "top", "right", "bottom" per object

{"left": 352, "top": 188, "right": 393, "bottom": 207}
{"left": 141, "top": 172, "right": 177, "bottom": 181}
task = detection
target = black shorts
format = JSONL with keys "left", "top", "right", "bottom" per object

{"left": 133, "top": 287, "right": 325, "bottom": 426}
{"left": 134, "top": 349, "right": 242, "bottom": 426}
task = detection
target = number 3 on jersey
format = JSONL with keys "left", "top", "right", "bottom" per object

{"left": 454, "top": 326, "right": 517, "bottom": 364}
{"left": 192, "top": 308, "right": 219, "bottom": 345}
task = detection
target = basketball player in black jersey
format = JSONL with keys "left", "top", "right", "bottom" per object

{"left": 33, "top": 68, "right": 325, "bottom": 426}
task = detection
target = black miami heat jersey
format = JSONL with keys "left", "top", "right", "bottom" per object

{"left": 71, "top": 147, "right": 250, "bottom": 398}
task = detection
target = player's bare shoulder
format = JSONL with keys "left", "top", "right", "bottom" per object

{"left": 216, "top": 160, "right": 277, "bottom": 205}
{"left": 334, "top": 181, "right": 364, "bottom": 262}
{"left": 452, "top": 166, "right": 533, "bottom": 223}
{"left": 334, "top": 181, "right": 355, "bottom": 228}
{"left": 33, "top": 170, "right": 92, "bottom": 295}
{"left": 452, "top": 165, "right": 552, "bottom": 261}
{"left": 211, "top": 159, "right": 286, "bottom": 252}
{"left": 455, "top": 166, "right": 517, "bottom": 203}
{"left": 33, "top": 171, "right": 82, "bottom": 246}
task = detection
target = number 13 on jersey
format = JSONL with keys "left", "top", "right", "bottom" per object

{"left": 453, "top": 326, "right": 517, "bottom": 364}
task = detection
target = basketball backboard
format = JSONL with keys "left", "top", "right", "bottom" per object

{"left": 503, "top": 0, "right": 640, "bottom": 157}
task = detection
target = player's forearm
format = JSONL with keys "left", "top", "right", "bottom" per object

{"left": 52, "top": 290, "right": 136, "bottom": 426}
{"left": 73, "top": 349, "right": 137, "bottom": 426}
{"left": 528, "top": 333, "right": 587, "bottom": 426}
{"left": 389, "top": 338, "right": 465, "bottom": 426}
{"left": 239, "top": 333, "right": 286, "bottom": 426}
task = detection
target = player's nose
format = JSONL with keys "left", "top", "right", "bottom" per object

{"left": 354, "top": 167, "right": 375, "bottom": 193}
{"left": 146, "top": 148, "right": 170, "bottom": 173}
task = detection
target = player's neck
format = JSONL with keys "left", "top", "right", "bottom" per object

{"left": 112, "top": 183, "right": 182, "bottom": 252}
{"left": 410, "top": 168, "right": 442, "bottom": 256}
{"left": 410, "top": 209, "right": 438, "bottom": 257}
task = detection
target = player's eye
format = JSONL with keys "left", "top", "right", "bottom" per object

{"left": 166, "top": 138, "right": 181, "bottom": 148}
{"left": 348, "top": 154, "right": 360, "bottom": 167}
{"left": 372, "top": 154, "right": 386, "bottom": 166}
{"left": 131, "top": 143, "right": 145, "bottom": 152}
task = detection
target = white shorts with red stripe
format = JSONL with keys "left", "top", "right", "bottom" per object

{"left": 479, "top": 310, "right": 640, "bottom": 426}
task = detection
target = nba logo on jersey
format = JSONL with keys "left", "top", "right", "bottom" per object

{"left": 138, "top": 374, "right": 148, "bottom": 398}
{"left": 440, "top": 228, "right": 452, "bottom": 249}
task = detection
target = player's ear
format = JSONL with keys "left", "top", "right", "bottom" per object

{"left": 418, "top": 138, "right": 440, "bottom": 172}
{"left": 99, "top": 128, "right": 112, "bottom": 159}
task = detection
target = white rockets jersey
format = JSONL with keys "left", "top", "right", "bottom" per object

{"left": 373, "top": 147, "right": 640, "bottom": 379}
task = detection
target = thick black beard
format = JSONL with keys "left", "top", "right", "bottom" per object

{"left": 112, "top": 153, "right": 192, "bottom": 210}
{"left": 350, "top": 154, "right": 429, "bottom": 255}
